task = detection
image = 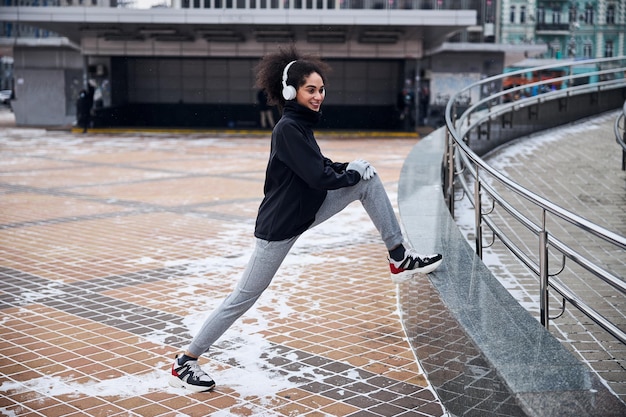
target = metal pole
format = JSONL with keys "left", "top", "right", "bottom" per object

{"left": 474, "top": 165, "right": 482, "bottom": 259}
{"left": 443, "top": 128, "right": 451, "bottom": 208}
{"left": 622, "top": 102, "right": 626, "bottom": 170}
{"left": 539, "top": 210, "right": 549, "bottom": 328}
{"left": 446, "top": 129, "right": 455, "bottom": 216}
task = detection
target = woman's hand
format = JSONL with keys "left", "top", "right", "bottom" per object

{"left": 347, "top": 159, "right": 377, "bottom": 180}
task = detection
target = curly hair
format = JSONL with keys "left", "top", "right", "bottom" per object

{"left": 255, "top": 44, "right": 331, "bottom": 111}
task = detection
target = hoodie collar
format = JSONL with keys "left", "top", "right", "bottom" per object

{"left": 283, "top": 101, "right": 322, "bottom": 127}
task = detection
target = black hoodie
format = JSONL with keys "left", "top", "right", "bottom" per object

{"left": 254, "top": 101, "right": 361, "bottom": 241}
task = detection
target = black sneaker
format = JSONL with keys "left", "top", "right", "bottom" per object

{"left": 389, "top": 249, "right": 443, "bottom": 283}
{"left": 169, "top": 354, "right": 216, "bottom": 393}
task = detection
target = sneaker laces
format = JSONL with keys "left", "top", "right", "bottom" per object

{"left": 187, "top": 361, "right": 211, "bottom": 380}
{"left": 391, "top": 248, "right": 438, "bottom": 270}
{"left": 399, "top": 249, "right": 419, "bottom": 268}
{"left": 410, "top": 247, "right": 442, "bottom": 259}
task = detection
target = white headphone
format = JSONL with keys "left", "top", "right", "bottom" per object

{"left": 282, "top": 60, "right": 297, "bottom": 101}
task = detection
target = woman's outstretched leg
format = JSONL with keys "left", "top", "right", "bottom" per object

{"left": 169, "top": 236, "right": 297, "bottom": 392}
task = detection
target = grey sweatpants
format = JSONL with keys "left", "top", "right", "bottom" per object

{"left": 186, "top": 174, "right": 404, "bottom": 357}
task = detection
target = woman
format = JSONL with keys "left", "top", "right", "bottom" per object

{"left": 169, "top": 46, "right": 443, "bottom": 392}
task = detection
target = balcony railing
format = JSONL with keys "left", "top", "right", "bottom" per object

{"left": 535, "top": 22, "right": 570, "bottom": 31}
{"left": 0, "top": 0, "right": 476, "bottom": 9}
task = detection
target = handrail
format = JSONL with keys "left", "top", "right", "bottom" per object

{"left": 443, "top": 56, "right": 626, "bottom": 345}
{"left": 614, "top": 101, "right": 626, "bottom": 171}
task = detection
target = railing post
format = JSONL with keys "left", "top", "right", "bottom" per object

{"left": 443, "top": 128, "right": 450, "bottom": 207}
{"left": 622, "top": 105, "right": 626, "bottom": 170}
{"left": 446, "top": 129, "right": 455, "bottom": 216}
{"left": 474, "top": 165, "right": 482, "bottom": 259}
{"left": 539, "top": 210, "right": 549, "bottom": 328}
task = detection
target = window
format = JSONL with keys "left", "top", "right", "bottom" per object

{"left": 606, "top": 4, "right": 615, "bottom": 24}
{"left": 551, "top": 8, "right": 561, "bottom": 24}
{"left": 537, "top": 7, "right": 545, "bottom": 24}
{"left": 568, "top": 38, "right": 577, "bottom": 57}
{"left": 583, "top": 42, "right": 592, "bottom": 58}
{"left": 569, "top": 5, "right": 577, "bottom": 23}
{"left": 549, "top": 39, "right": 561, "bottom": 58}
{"left": 510, "top": 5, "right": 515, "bottom": 23}
{"left": 604, "top": 40, "right": 614, "bottom": 58}
{"left": 584, "top": 4, "right": 594, "bottom": 24}
{"left": 520, "top": 6, "right": 526, "bottom": 23}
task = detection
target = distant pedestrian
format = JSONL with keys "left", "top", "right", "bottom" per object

{"left": 397, "top": 84, "right": 415, "bottom": 130}
{"left": 168, "top": 45, "right": 443, "bottom": 393}
{"left": 257, "top": 89, "right": 275, "bottom": 128}
{"left": 418, "top": 83, "right": 430, "bottom": 126}
{"left": 76, "top": 89, "right": 91, "bottom": 133}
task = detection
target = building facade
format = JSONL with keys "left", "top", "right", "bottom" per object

{"left": 0, "top": 2, "right": 484, "bottom": 128}
{"left": 501, "top": 0, "right": 626, "bottom": 59}
{"left": 0, "top": 1, "right": 558, "bottom": 128}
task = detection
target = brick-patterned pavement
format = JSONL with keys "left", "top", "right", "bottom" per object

{"left": 0, "top": 113, "right": 447, "bottom": 417}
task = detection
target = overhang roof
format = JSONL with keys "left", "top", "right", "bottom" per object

{"left": 1, "top": 6, "right": 476, "bottom": 56}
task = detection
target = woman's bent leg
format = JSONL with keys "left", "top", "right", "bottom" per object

{"left": 311, "top": 175, "right": 404, "bottom": 250}
{"left": 187, "top": 236, "right": 297, "bottom": 357}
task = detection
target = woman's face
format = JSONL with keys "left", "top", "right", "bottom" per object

{"left": 296, "top": 72, "right": 325, "bottom": 112}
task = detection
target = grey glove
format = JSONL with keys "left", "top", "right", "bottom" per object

{"left": 346, "top": 159, "right": 368, "bottom": 177}
{"left": 363, "top": 163, "right": 377, "bottom": 180}
{"left": 347, "top": 159, "right": 377, "bottom": 180}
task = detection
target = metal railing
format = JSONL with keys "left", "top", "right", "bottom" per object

{"left": 614, "top": 101, "right": 626, "bottom": 171}
{"left": 443, "top": 56, "right": 626, "bottom": 345}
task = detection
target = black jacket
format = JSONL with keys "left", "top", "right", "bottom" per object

{"left": 254, "top": 102, "right": 361, "bottom": 241}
